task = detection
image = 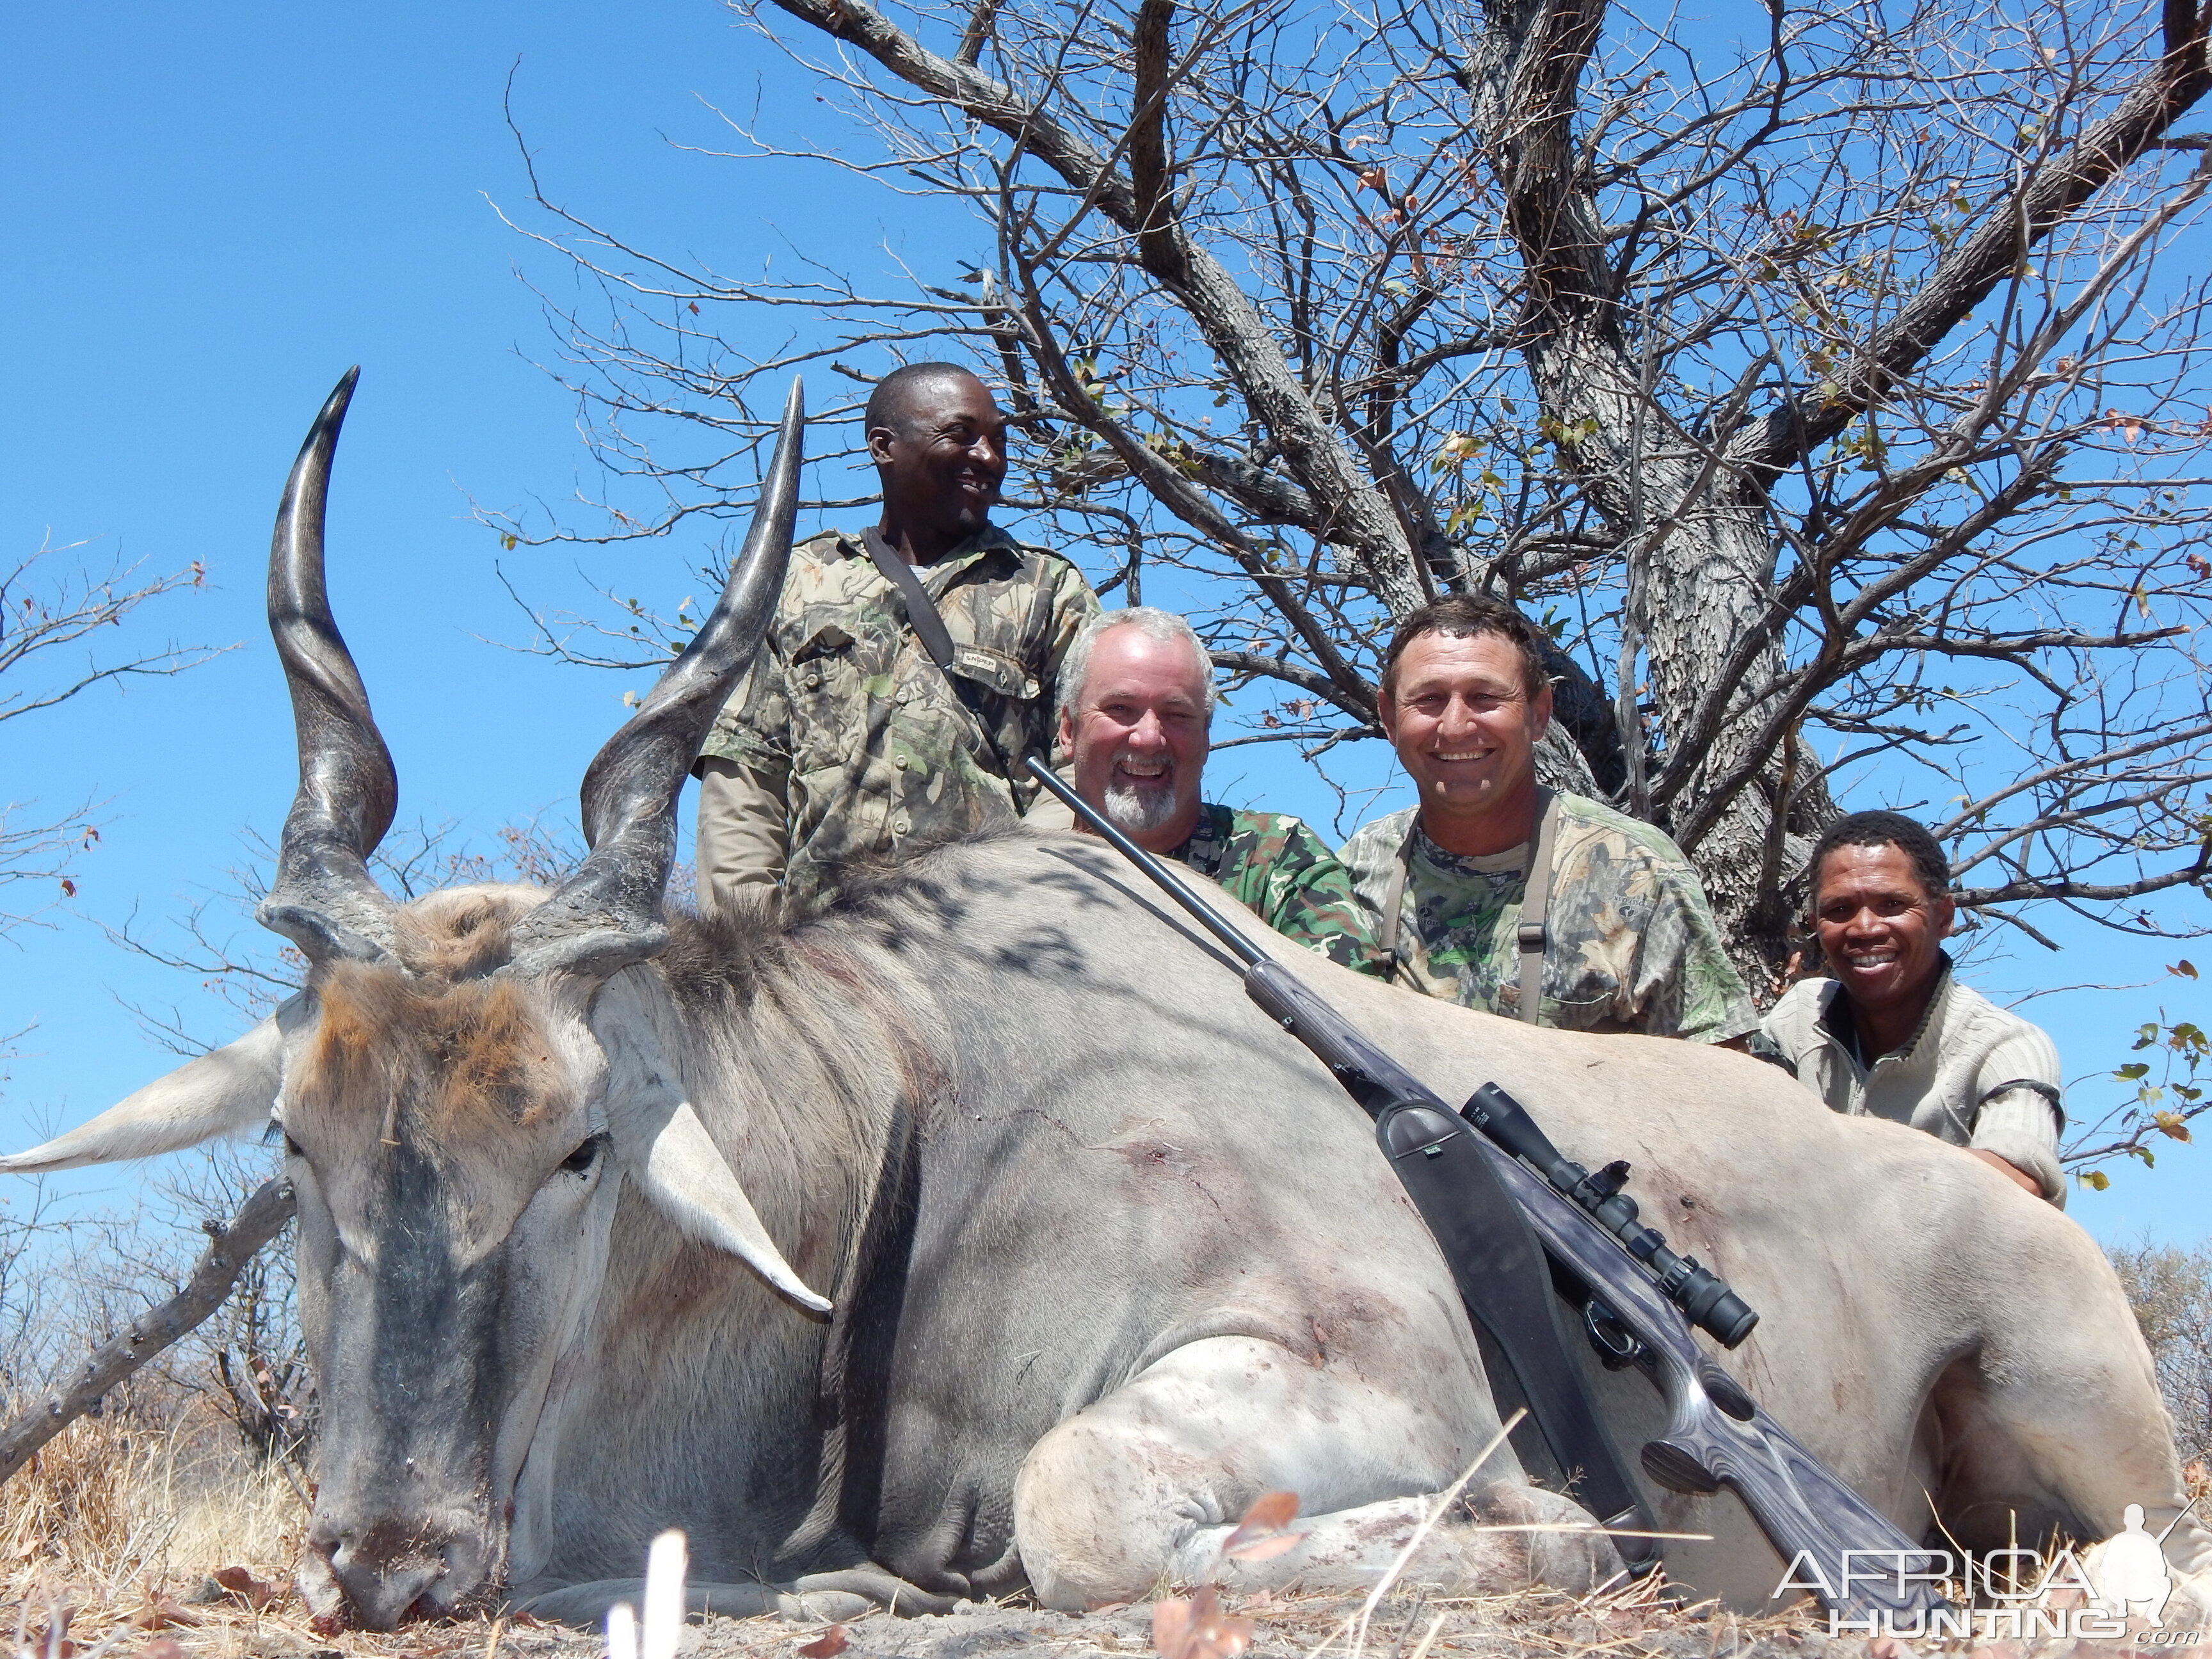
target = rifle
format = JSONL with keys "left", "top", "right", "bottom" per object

{"left": 1027, "top": 758, "right": 1944, "bottom": 1621}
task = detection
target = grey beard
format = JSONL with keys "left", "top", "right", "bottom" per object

{"left": 1102, "top": 776, "right": 1182, "bottom": 834}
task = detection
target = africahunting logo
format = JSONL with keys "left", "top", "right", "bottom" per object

{"left": 1772, "top": 1501, "right": 2202, "bottom": 1644}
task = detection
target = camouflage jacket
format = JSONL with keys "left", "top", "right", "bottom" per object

{"left": 698, "top": 525, "right": 1099, "bottom": 901}
{"left": 1173, "top": 803, "right": 1386, "bottom": 975}
{"left": 1337, "top": 794, "right": 1757, "bottom": 1041}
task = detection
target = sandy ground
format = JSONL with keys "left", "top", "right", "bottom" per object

{"left": 6, "top": 1580, "right": 1960, "bottom": 1659}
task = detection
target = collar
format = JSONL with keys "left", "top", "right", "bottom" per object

{"left": 1411, "top": 816, "right": 1531, "bottom": 879}
{"left": 1170, "top": 803, "right": 1229, "bottom": 878}
{"left": 1818, "top": 952, "right": 1953, "bottom": 1067}
{"left": 832, "top": 524, "right": 1016, "bottom": 580}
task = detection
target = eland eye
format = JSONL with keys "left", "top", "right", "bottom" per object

{"left": 557, "top": 1134, "right": 608, "bottom": 1176}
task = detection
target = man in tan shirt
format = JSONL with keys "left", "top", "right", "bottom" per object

{"left": 1758, "top": 811, "right": 2066, "bottom": 1204}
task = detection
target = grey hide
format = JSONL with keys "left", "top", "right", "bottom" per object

{"left": 5, "top": 832, "right": 2204, "bottom": 1628}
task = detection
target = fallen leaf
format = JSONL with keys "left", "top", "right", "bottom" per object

{"left": 212, "top": 1565, "right": 280, "bottom": 1610}
{"left": 1153, "top": 1586, "right": 1253, "bottom": 1659}
{"left": 1222, "top": 1492, "right": 1297, "bottom": 1545}
{"left": 1154, "top": 1598, "right": 1192, "bottom": 1659}
{"left": 142, "top": 1641, "right": 187, "bottom": 1659}
{"left": 798, "top": 1627, "right": 849, "bottom": 1659}
{"left": 129, "top": 1601, "right": 203, "bottom": 1633}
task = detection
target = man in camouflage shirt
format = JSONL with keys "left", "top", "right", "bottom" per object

{"left": 1338, "top": 595, "right": 1755, "bottom": 1040}
{"left": 1059, "top": 607, "right": 1382, "bottom": 974}
{"left": 694, "top": 364, "right": 1099, "bottom": 911}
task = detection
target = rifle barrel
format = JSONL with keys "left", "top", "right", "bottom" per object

{"left": 1025, "top": 757, "right": 1264, "bottom": 968}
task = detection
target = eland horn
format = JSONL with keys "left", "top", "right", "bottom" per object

{"left": 508, "top": 378, "right": 805, "bottom": 979}
{"left": 255, "top": 368, "right": 401, "bottom": 965}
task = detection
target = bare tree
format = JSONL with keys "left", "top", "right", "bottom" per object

{"left": 1, "top": 538, "right": 226, "bottom": 939}
{"left": 2108, "top": 1240, "right": 2212, "bottom": 1468}
{"left": 104, "top": 816, "right": 586, "bottom": 1057}
{"left": 492, "top": 0, "right": 2212, "bottom": 980}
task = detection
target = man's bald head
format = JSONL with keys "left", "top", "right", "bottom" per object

{"left": 866, "top": 363, "right": 990, "bottom": 437}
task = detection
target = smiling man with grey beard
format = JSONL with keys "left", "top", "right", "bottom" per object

{"left": 1056, "top": 608, "right": 1384, "bottom": 974}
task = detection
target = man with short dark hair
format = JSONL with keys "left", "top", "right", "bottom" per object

{"left": 694, "top": 364, "right": 1099, "bottom": 910}
{"left": 1058, "top": 607, "right": 1381, "bottom": 972}
{"left": 1338, "top": 595, "right": 1756, "bottom": 1041}
{"left": 1759, "top": 810, "right": 2066, "bottom": 1204}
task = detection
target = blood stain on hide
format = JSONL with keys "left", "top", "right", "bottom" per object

{"left": 1116, "top": 1139, "right": 1178, "bottom": 1170}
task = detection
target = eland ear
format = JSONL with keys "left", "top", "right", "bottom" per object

{"left": 0, "top": 997, "right": 306, "bottom": 1174}
{"left": 610, "top": 1080, "right": 832, "bottom": 1316}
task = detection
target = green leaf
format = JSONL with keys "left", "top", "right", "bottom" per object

{"left": 2116, "top": 1062, "right": 2152, "bottom": 1080}
{"left": 2080, "top": 1169, "right": 2110, "bottom": 1191}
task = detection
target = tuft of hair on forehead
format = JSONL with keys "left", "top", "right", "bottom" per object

{"left": 1057, "top": 605, "right": 1218, "bottom": 719}
{"left": 389, "top": 886, "right": 547, "bottom": 981}
{"left": 298, "top": 959, "right": 572, "bottom": 1153}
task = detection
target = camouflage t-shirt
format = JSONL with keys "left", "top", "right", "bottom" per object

{"left": 697, "top": 525, "right": 1099, "bottom": 902}
{"left": 1336, "top": 794, "right": 1756, "bottom": 1041}
{"left": 1173, "top": 803, "right": 1385, "bottom": 975}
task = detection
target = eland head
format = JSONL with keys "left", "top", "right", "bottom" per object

{"left": 0, "top": 371, "right": 817, "bottom": 1628}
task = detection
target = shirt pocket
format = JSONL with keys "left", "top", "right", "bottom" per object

{"left": 785, "top": 625, "right": 865, "bottom": 767}
{"left": 943, "top": 641, "right": 1039, "bottom": 701}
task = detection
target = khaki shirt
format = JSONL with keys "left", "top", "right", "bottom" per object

{"left": 696, "top": 525, "right": 1098, "bottom": 904}
{"left": 1758, "top": 960, "right": 2066, "bottom": 1204}
{"left": 1337, "top": 794, "right": 1758, "bottom": 1042}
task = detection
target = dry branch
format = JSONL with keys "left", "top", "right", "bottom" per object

{"left": 0, "top": 1177, "right": 296, "bottom": 1486}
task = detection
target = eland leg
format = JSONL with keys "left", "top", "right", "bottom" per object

{"left": 1930, "top": 1262, "right": 2212, "bottom": 1624}
{"left": 1010, "top": 1334, "right": 1623, "bottom": 1610}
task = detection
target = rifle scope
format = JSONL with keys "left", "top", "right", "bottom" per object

{"left": 1461, "top": 1082, "right": 1759, "bottom": 1349}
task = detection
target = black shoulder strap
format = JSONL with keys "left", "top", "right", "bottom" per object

{"left": 860, "top": 529, "right": 1015, "bottom": 778}
{"left": 862, "top": 529, "right": 961, "bottom": 670}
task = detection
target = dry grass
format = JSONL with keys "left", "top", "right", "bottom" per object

{"left": 0, "top": 1583, "right": 1832, "bottom": 1659}
{"left": 3, "top": 1397, "right": 303, "bottom": 1613}
{"left": 0, "top": 1406, "right": 2158, "bottom": 1659}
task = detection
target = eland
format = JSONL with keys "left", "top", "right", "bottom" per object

{"left": 5, "top": 374, "right": 2206, "bottom": 1631}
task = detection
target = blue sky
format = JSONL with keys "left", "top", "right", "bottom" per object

{"left": 1, "top": 0, "right": 2203, "bottom": 1248}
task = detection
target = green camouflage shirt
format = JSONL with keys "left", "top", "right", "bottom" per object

{"left": 698, "top": 525, "right": 1099, "bottom": 901}
{"left": 1173, "top": 803, "right": 1386, "bottom": 975}
{"left": 1337, "top": 794, "right": 1756, "bottom": 1041}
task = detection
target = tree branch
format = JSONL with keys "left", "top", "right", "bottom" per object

{"left": 0, "top": 1178, "right": 296, "bottom": 1486}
